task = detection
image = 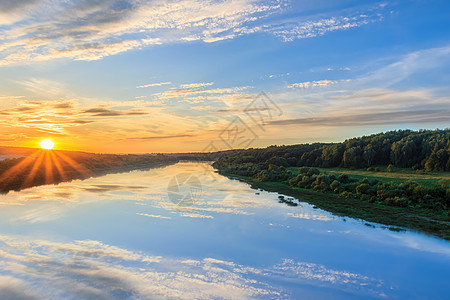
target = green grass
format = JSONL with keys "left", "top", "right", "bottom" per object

{"left": 219, "top": 170, "right": 450, "bottom": 240}
{"left": 288, "top": 166, "right": 449, "bottom": 188}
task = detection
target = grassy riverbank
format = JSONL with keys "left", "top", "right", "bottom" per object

{"left": 217, "top": 169, "right": 450, "bottom": 240}
{"left": 212, "top": 129, "right": 450, "bottom": 240}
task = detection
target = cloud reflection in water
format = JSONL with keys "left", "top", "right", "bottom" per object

{"left": 0, "top": 235, "right": 385, "bottom": 299}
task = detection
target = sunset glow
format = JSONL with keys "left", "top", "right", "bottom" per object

{"left": 40, "top": 140, "right": 55, "bottom": 150}
{"left": 0, "top": 1, "right": 449, "bottom": 299}
{"left": 0, "top": 1, "right": 448, "bottom": 153}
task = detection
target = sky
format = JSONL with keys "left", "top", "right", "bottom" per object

{"left": 0, "top": 0, "right": 449, "bottom": 153}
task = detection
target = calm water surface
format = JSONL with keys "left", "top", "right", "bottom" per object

{"left": 0, "top": 162, "right": 449, "bottom": 299}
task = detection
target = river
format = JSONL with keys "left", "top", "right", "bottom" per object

{"left": 0, "top": 162, "right": 449, "bottom": 299}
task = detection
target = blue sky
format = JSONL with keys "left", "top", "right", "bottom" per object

{"left": 0, "top": 0, "right": 449, "bottom": 153}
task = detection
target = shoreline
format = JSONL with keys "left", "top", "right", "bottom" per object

{"left": 0, "top": 160, "right": 179, "bottom": 194}
{"left": 217, "top": 170, "right": 450, "bottom": 240}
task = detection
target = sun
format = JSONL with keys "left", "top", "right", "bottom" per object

{"left": 40, "top": 139, "right": 55, "bottom": 150}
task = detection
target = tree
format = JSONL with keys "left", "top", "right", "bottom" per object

{"left": 363, "top": 144, "right": 375, "bottom": 167}
{"left": 343, "top": 146, "right": 363, "bottom": 168}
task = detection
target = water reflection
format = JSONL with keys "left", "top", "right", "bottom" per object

{"left": 0, "top": 162, "right": 448, "bottom": 299}
{"left": 0, "top": 234, "right": 386, "bottom": 299}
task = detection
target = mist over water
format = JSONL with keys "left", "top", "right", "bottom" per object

{"left": 0, "top": 162, "right": 448, "bottom": 299}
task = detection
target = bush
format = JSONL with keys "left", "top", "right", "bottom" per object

{"left": 330, "top": 180, "right": 341, "bottom": 191}
{"left": 356, "top": 183, "right": 370, "bottom": 194}
{"left": 338, "top": 174, "right": 350, "bottom": 184}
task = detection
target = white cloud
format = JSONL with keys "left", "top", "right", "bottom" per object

{"left": 269, "top": 14, "right": 381, "bottom": 42}
{"left": 357, "top": 45, "right": 450, "bottom": 88}
{"left": 136, "top": 213, "right": 171, "bottom": 219}
{"left": 0, "top": 0, "right": 387, "bottom": 65}
{"left": 180, "top": 82, "right": 214, "bottom": 89}
{"left": 0, "top": 0, "right": 284, "bottom": 65}
{"left": 136, "top": 82, "right": 172, "bottom": 89}
{"left": 288, "top": 79, "right": 341, "bottom": 89}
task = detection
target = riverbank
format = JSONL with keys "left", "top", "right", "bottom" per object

{"left": 217, "top": 170, "right": 450, "bottom": 240}
{"left": 0, "top": 150, "right": 179, "bottom": 193}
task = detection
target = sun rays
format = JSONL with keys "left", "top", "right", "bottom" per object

{"left": 0, "top": 148, "right": 93, "bottom": 191}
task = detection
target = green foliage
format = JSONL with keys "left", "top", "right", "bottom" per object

{"left": 213, "top": 129, "right": 450, "bottom": 214}
{"left": 356, "top": 183, "right": 370, "bottom": 194}
{"left": 213, "top": 129, "right": 450, "bottom": 171}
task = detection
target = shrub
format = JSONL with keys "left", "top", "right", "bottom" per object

{"left": 356, "top": 183, "right": 370, "bottom": 194}
{"left": 330, "top": 180, "right": 341, "bottom": 191}
{"left": 338, "top": 174, "right": 349, "bottom": 184}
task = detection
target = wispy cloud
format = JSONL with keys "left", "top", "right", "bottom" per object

{"left": 136, "top": 213, "right": 171, "bottom": 219}
{"left": 269, "top": 109, "right": 450, "bottom": 127}
{"left": 126, "top": 134, "right": 196, "bottom": 141}
{"left": 83, "top": 107, "right": 147, "bottom": 117}
{"left": 152, "top": 82, "right": 250, "bottom": 103}
{"left": 136, "top": 82, "right": 172, "bottom": 89}
{"left": 287, "top": 79, "right": 345, "bottom": 89}
{"left": 0, "top": 99, "right": 90, "bottom": 134}
{"left": 269, "top": 14, "right": 381, "bottom": 42}
{"left": 0, "top": 0, "right": 284, "bottom": 65}
{"left": 356, "top": 45, "right": 450, "bottom": 89}
{"left": 0, "top": 0, "right": 387, "bottom": 65}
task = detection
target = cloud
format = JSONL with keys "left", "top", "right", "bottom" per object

{"left": 136, "top": 213, "right": 171, "bottom": 219}
{"left": 269, "top": 13, "right": 381, "bottom": 42}
{"left": 0, "top": 0, "right": 284, "bottom": 65}
{"left": 126, "top": 134, "right": 196, "bottom": 141}
{"left": 269, "top": 109, "right": 450, "bottom": 127}
{"left": 0, "top": 276, "right": 38, "bottom": 300}
{"left": 15, "top": 78, "right": 68, "bottom": 98}
{"left": 0, "top": 99, "right": 91, "bottom": 134}
{"left": 288, "top": 79, "right": 343, "bottom": 89}
{"left": 180, "top": 82, "right": 214, "bottom": 89}
{"left": 152, "top": 82, "right": 250, "bottom": 103}
{"left": 0, "top": 0, "right": 387, "bottom": 65}
{"left": 83, "top": 108, "right": 147, "bottom": 117}
{"left": 357, "top": 45, "right": 450, "bottom": 89}
{"left": 136, "top": 82, "right": 172, "bottom": 89}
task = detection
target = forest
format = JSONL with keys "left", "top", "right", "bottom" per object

{"left": 214, "top": 129, "right": 450, "bottom": 171}
{"left": 213, "top": 129, "right": 450, "bottom": 215}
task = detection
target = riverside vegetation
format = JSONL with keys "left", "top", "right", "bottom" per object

{"left": 213, "top": 129, "right": 450, "bottom": 239}
{"left": 0, "top": 149, "right": 178, "bottom": 193}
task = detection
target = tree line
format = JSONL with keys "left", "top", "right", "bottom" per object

{"left": 214, "top": 129, "right": 450, "bottom": 171}
{"left": 213, "top": 129, "right": 450, "bottom": 213}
